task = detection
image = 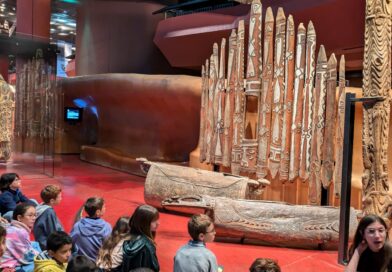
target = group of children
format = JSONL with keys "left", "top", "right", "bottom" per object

{"left": 0, "top": 172, "right": 281, "bottom": 272}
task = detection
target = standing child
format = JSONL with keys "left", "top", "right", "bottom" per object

{"left": 174, "top": 214, "right": 218, "bottom": 272}
{"left": 0, "top": 173, "right": 37, "bottom": 220}
{"left": 33, "top": 185, "right": 64, "bottom": 250}
{"left": 70, "top": 197, "right": 112, "bottom": 261}
{"left": 34, "top": 231, "right": 72, "bottom": 272}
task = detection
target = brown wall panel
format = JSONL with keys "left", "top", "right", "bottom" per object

{"left": 59, "top": 73, "right": 201, "bottom": 163}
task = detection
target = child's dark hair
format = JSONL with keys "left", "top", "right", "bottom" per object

{"left": 47, "top": 231, "right": 72, "bottom": 252}
{"left": 66, "top": 255, "right": 99, "bottom": 272}
{"left": 188, "top": 214, "right": 212, "bottom": 241}
{"left": 249, "top": 258, "right": 281, "bottom": 272}
{"left": 129, "top": 205, "right": 159, "bottom": 241}
{"left": 97, "top": 216, "right": 130, "bottom": 268}
{"left": 0, "top": 173, "right": 19, "bottom": 191}
{"left": 84, "top": 197, "right": 104, "bottom": 217}
{"left": 13, "top": 203, "right": 35, "bottom": 220}
{"left": 41, "top": 184, "right": 62, "bottom": 203}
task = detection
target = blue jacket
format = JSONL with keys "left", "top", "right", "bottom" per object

{"left": 33, "top": 204, "right": 64, "bottom": 250}
{"left": 70, "top": 217, "right": 112, "bottom": 261}
{"left": 0, "top": 189, "right": 33, "bottom": 215}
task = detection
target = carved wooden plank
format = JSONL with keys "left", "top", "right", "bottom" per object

{"left": 334, "top": 55, "right": 346, "bottom": 198}
{"left": 222, "top": 30, "right": 238, "bottom": 167}
{"left": 308, "top": 45, "right": 327, "bottom": 205}
{"left": 321, "top": 54, "right": 337, "bottom": 189}
{"left": 279, "top": 15, "right": 295, "bottom": 182}
{"left": 205, "top": 53, "right": 217, "bottom": 163}
{"left": 299, "top": 21, "right": 316, "bottom": 181}
{"left": 289, "top": 23, "right": 306, "bottom": 182}
{"left": 212, "top": 38, "right": 227, "bottom": 165}
{"left": 362, "top": 0, "right": 392, "bottom": 216}
{"left": 202, "top": 59, "right": 210, "bottom": 162}
{"left": 268, "top": 8, "right": 286, "bottom": 179}
{"left": 199, "top": 64, "right": 207, "bottom": 162}
{"left": 210, "top": 43, "right": 220, "bottom": 162}
{"left": 256, "top": 7, "right": 274, "bottom": 179}
{"left": 0, "top": 76, "right": 14, "bottom": 161}
{"left": 231, "top": 20, "right": 245, "bottom": 175}
{"left": 240, "top": 0, "right": 262, "bottom": 173}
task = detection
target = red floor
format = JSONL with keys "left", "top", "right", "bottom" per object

{"left": 0, "top": 155, "right": 345, "bottom": 271}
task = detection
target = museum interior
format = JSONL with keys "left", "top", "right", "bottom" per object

{"left": 0, "top": 0, "right": 391, "bottom": 271}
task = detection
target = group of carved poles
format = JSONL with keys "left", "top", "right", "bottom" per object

{"left": 198, "top": 0, "right": 346, "bottom": 205}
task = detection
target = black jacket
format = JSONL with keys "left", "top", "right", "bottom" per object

{"left": 121, "top": 235, "right": 159, "bottom": 272}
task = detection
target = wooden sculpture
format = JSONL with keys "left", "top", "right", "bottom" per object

{"left": 321, "top": 54, "right": 337, "bottom": 189}
{"left": 362, "top": 0, "right": 392, "bottom": 216}
{"left": 142, "top": 160, "right": 270, "bottom": 208}
{"left": 231, "top": 20, "right": 245, "bottom": 175}
{"left": 0, "top": 76, "right": 14, "bottom": 161}
{"left": 240, "top": 0, "right": 262, "bottom": 173}
{"left": 308, "top": 46, "right": 327, "bottom": 205}
{"left": 268, "top": 8, "right": 286, "bottom": 179}
{"left": 222, "top": 30, "right": 237, "bottom": 167}
{"left": 299, "top": 21, "right": 316, "bottom": 181}
{"left": 289, "top": 23, "right": 306, "bottom": 182}
{"left": 279, "top": 15, "right": 295, "bottom": 182}
{"left": 199, "top": 64, "right": 207, "bottom": 162}
{"left": 162, "top": 195, "right": 358, "bottom": 250}
{"left": 256, "top": 7, "right": 274, "bottom": 179}
{"left": 212, "top": 38, "right": 227, "bottom": 165}
{"left": 197, "top": 0, "right": 347, "bottom": 206}
{"left": 334, "top": 56, "right": 346, "bottom": 198}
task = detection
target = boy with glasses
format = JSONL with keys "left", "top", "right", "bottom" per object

{"left": 174, "top": 214, "right": 219, "bottom": 272}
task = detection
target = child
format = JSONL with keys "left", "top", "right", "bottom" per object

{"left": 70, "top": 197, "right": 112, "bottom": 261}
{"left": 0, "top": 203, "right": 41, "bottom": 272}
{"left": 34, "top": 231, "right": 72, "bottom": 272}
{"left": 174, "top": 214, "right": 218, "bottom": 272}
{"left": 96, "top": 216, "right": 130, "bottom": 271}
{"left": 66, "top": 255, "right": 99, "bottom": 272}
{"left": 33, "top": 185, "right": 64, "bottom": 250}
{"left": 249, "top": 258, "right": 281, "bottom": 272}
{"left": 121, "top": 205, "right": 160, "bottom": 272}
{"left": 0, "top": 173, "right": 37, "bottom": 220}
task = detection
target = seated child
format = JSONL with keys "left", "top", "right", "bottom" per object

{"left": 174, "top": 214, "right": 218, "bottom": 272}
{"left": 66, "top": 255, "right": 99, "bottom": 272}
{"left": 33, "top": 185, "right": 64, "bottom": 250}
{"left": 34, "top": 231, "right": 72, "bottom": 272}
{"left": 249, "top": 258, "right": 281, "bottom": 272}
{"left": 0, "top": 203, "right": 41, "bottom": 272}
{"left": 70, "top": 197, "right": 112, "bottom": 261}
{"left": 0, "top": 173, "right": 37, "bottom": 220}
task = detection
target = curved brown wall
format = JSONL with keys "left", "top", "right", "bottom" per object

{"left": 60, "top": 73, "right": 201, "bottom": 163}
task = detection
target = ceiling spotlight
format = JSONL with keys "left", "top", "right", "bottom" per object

{"left": 58, "top": 32, "right": 68, "bottom": 36}
{"left": 8, "top": 12, "right": 14, "bottom": 15}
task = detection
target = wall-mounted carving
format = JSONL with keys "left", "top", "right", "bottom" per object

{"left": 0, "top": 76, "right": 14, "bottom": 161}
{"left": 361, "top": 0, "right": 392, "bottom": 215}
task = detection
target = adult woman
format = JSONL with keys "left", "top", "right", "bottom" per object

{"left": 96, "top": 216, "right": 130, "bottom": 271}
{"left": 121, "top": 205, "right": 160, "bottom": 272}
{"left": 0, "top": 203, "right": 41, "bottom": 272}
{"left": 346, "top": 214, "right": 392, "bottom": 272}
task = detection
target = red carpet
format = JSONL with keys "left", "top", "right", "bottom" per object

{"left": 0, "top": 155, "right": 344, "bottom": 271}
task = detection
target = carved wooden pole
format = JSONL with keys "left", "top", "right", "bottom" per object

{"left": 289, "top": 23, "right": 306, "bottom": 181}
{"left": 205, "top": 54, "right": 217, "bottom": 163}
{"left": 240, "top": 0, "right": 262, "bottom": 173}
{"left": 210, "top": 43, "right": 220, "bottom": 162}
{"left": 309, "top": 45, "right": 327, "bottom": 205}
{"left": 222, "top": 30, "right": 238, "bottom": 167}
{"left": 334, "top": 55, "right": 346, "bottom": 198}
{"left": 362, "top": 0, "right": 392, "bottom": 215}
{"left": 299, "top": 21, "right": 316, "bottom": 181}
{"left": 212, "top": 38, "right": 227, "bottom": 165}
{"left": 200, "top": 59, "right": 209, "bottom": 162}
{"left": 231, "top": 20, "right": 245, "bottom": 175}
{"left": 269, "top": 8, "right": 286, "bottom": 179}
{"left": 256, "top": 7, "right": 274, "bottom": 179}
{"left": 279, "top": 15, "right": 295, "bottom": 182}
